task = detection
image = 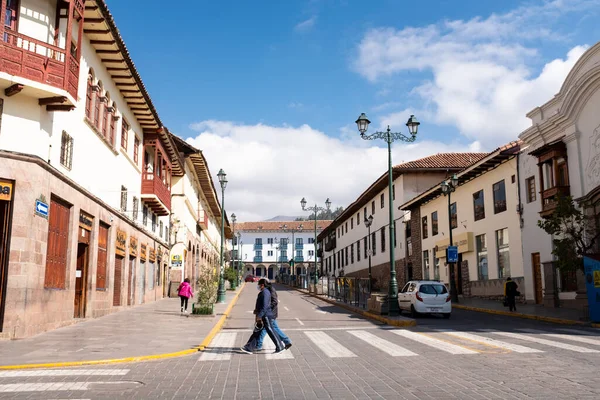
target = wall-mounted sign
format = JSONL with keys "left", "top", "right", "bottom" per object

{"left": 0, "top": 180, "right": 13, "bottom": 201}
{"left": 140, "top": 243, "right": 147, "bottom": 261}
{"left": 115, "top": 230, "right": 127, "bottom": 257}
{"left": 149, "top": 248, "right": 156, "bottom": 263}
{"left": 435, "top": 232, "right": 474, "bottom": 258}
{"left": 79, "top": 212, "right": 93, "bottom": 231}
{"left": 35, "top": 197, "right": 49, "bottom": 219}
{"left": 171, "top": 254, "right": 182, "bottom": 268}
{"left": 129, "top": 237, "right": 138, "bottom": 257}
{"left": 446, "top": 246, "right": 458, "bottom": 263}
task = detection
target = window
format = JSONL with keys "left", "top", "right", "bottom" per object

{"left": 296, "top": 238, "right": 303, "bottom": 245}
{"left": 392, "top": 184, "right": 395, "bottom": 201}
{"left": 132, "top": 196, "right": 138, "bottom": 220}
{"left": 267, "top": 250, "right": 273, "bottom": 256}
{"left": 308, "top": 250, "right": 314, "bottom": 256}
{"left": 97, "top": 223, "right": 109, "bottom": 290}
{"left": 357, "top": 241, "right": 361, "bottom": 262}
{"left": 255, "top": 251, "right": 261, "bottom": 257}
{"left": 60, "top": 131, "right": 74, "bottom": 170}
{"left": 308, "top": 238, "right": 315, "bottom": 244}
{"left": 159, "top": 221, "right": 163, "bottom": 237}
{"left": 432, "top": 211, "right": 438, "bottom": 236}
{"left": 450, "top": 203, "right": 457, "bottom": 229}
{"left": 94, "top": 83, "right": 103, "bottom": 128}
{"left": 350, "top": 245, "right": 354, "bottom": 263}
{"left": 423, "top": 250, "right": 430, "bottom": 280}
{"left": 526, "top": 176, "right": 536, "bottom": 203}
{"left": 351, "top": 218, "right": 353, "bottom": 229}
{"left": 364, "top": 207, "right": 367, "bottom": 221}
{"left": 476, "top": 234, "right": 488, "bottom": 280}
{"left": 496, "top": 228, "right": 510, "bottom": 278}
{"left": 281, "top": 250, "right": 287, "bottom": 258}
{"left": 121, "top": 119, "right": 129, "bottom": 150}
{"left": 433, "top": 252, "right": 440, "bottom": 280}
{"left": 371, "top": 232, "right": 376, "bottom": 256}
{"left": 511, "top": 174, "right": 516, "bottom": 184}
{"left": 165, "top": 227, "right": 169, "bottom": 243}
{"left": 120, "top": 186, "right": 127, "bottom": 212}
{"left": 357, "top": 212, "right": 360, "bottom": 226}
{"left": 345, "top": 247, "right": 348, "bottom": 265}
{"left": 44, "top": 197, "right": 71, "bottom": 289}
{"left": 380, "top": 193, "right": 384, "bottom": 209}
{"left": 102, "top": 95, "right": 111, "bottom": 139}
{"left": 372, "top": 201, "right": 375, "bottom": 215}
{"left": 345, "top": 222, "right": 348, "bottom": 233}
{"left": 5, "top": 0, "right": 19, "bottom": 31}
{"left": 267, "top": 238, "right": 273, "bottom": 245}
{"left": 473, "top": 189, "right": 485, "bottom": 221}
{"left": 380, "top": 227, "right": 385, "bottom": 253}
{"left": 85, "top": 71, "right": 94, "bottom": 120}
{"left": 364, "top": 237, "right": 367, "bottom": 257}
{"left": 493, "top": 180, "right": 507, "bottom": 214}
{"left": 255, "top": 238, "right": 262, "bottom": 245}
{"left": 133, "top": 136, "right": 140, "bottom": 164}
{"left": 557, "top": 157, "right": 569, "bottom": 186}
{"left": 337, "top": 228, "right": 340, "bottom": 238}
{"left": 152, "top": 214, "right": 157, "bottom": 232}
{"left": 422, "top": 216, "right": 428, "bottom": 239}
{"left": 143, "top": 206, "right": 148, "bottom": 226}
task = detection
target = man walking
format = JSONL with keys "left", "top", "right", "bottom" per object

{"left": 240, "top": 278, "right": 284, "bottom": 354}
{"left": 504, "top": 277, "right": 519, "bottom": 312}
{"left": 256, "top": 281, "right": 292, "bottom": 351}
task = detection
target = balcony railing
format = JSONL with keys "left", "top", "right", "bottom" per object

{"left": 294, "top": 256, "right": 304, "bottom": 262}
{"left": 141, "top": 172, "right": 171, "bottom": 215}
{"left": 278, "top": 256, "right": 288, "bottom": 263}
{"left": 254, "top": 243, "right": 263, "bottom": 250}
{"left": 325, "top": 237, "right": 337, "bottom": 251}
{"left": 295, "top": 243, "right": 304, "bottom": 250}
{"left": 540, "top": 186, "right": 570, "bottom": 217}
{"left": 253, "top": 256, "right": 263, "bottom": 263}
{"left": 1, "top": 30, "right": 79, "bottom": 100}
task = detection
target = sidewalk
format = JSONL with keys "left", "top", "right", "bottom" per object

{"left": 453, "top": 297, "right": 591, "bottom": 325}
{"left": 0, "top": 286, "right": 244, "bottom": 367}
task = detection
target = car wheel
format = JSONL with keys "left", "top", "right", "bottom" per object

{"left": 443, "top": 313, "right": 451, "bottom": 319}
{"left": 410, "top": 305, "right": 419, "bottom": 318}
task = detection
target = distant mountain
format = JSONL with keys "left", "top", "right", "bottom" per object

{"left": 265, "top": 215, "right": 302, "bottom": 222}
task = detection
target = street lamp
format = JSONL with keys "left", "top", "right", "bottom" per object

{"left": 301, "top": 197, "right": 332, "bottom": 287}
{"left": 231, "top": 213, "right": 237, "bottom": 289}
{"left": 281, "top": 224, "right": 303, "bottom": 279}
{"left": 440, "top": 173, "right": 459, "bottom": 303}
{"left": 355, "top": 112, "right": 420, "bottom": 316}
{"left": 216, "top": 168, "right": 228, "bottom": 303}
{"left": 364, "top": 215, "right": 374, "bottom": 294}
{"left": 236, "top": 232, "right": 241, "bottom": 286}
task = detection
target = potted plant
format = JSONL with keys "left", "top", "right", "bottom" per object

{"left": 192, "top": 266, "right": 218, "bottom": 315}
{"left": 224, "top": 266, "right": 237, "bottom": 290}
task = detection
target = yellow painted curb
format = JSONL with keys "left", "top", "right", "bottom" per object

{"left": 452, "top": 304, "right": 587, "bottom": 326}
{"left": 288, "top": 286, "right": 416, "bottom": 328}
{"left": 0, "top": 283, "right": 246, "bottom": 370}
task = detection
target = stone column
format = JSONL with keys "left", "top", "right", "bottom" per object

{"left": 542, "top": 261, "right": 559, "bottom": 308}
{"left": 461, "top": 260, "right": 471, "bottom": 297}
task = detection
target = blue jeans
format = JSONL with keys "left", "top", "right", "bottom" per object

{"left": 257, "top": 319, "right": 290, "bottom": 348}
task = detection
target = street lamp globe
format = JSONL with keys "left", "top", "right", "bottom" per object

{"left": 325, "top": 198, "right": 331, "bottom": 210}
{"left": 231, "top": 213, "right": 236, "bottom": 223}
{"left": 217, "top": 168, "right": 227, "bottom": 189}
{"left": 406, "top": 114, "right": 420, "bottom": 136}
{"left": 355, "top": 113, "right": 371, "bottom": 135}
{"left": 365, "top": 215, "right": 373, "bottom": 227}
{"left": 441, "top": 180, "right": 450, "bottom": 194}
{"left": 300, "top": 197, "right": 307, "bottom": 210}
{"left": 450, "top": 174, "right": 459, "bottom": 188}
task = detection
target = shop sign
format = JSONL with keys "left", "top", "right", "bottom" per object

{"left": 140, "top": 243, "right": 147, "bottom": 261}
{"left": 435, "top": 232, "right": 474, "bottom": 258}
{"left": 171, "top": 254, "right": 183, "bottom": 268}
{"left": 129, "top": 237, "right": 138, "bottom": 257}
{"left": 115, "top": 230, "right": 127, "bottom": 257}
{"left": 79, "top": 212, "right": 93, "bottom": 231}
{"left": 0, "top": 180, "right": 13, "bottom": 201}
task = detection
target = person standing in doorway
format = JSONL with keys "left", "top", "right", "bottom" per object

{"left": 256, "top": 281, "right": 292, "bottom": 351}
{"left": 240, "top": 279, "right": 284, "bottom": 354}
{"left": 177, "top": 278, "right": 193, "bottom": 314}
{"left": 504, "top": 277, "right": 519, "bottom": 312}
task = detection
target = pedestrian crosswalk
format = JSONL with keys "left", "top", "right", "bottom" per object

{"left": 199, "top": 328, "right": 600, "bottom": 361}
{"left": 0, "top": 369, "right": 131, "bottom": 394}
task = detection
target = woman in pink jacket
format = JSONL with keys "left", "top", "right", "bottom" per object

{"left": 177, "top": 278, "right": 194, "bottom": 313}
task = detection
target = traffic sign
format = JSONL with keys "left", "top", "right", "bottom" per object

{"left": 446, "top": 246, "right": 458, "bottom": 263}
{"left": 35, "top": 199, "right": 49, "bottom": 219}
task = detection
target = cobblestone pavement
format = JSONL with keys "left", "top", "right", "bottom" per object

{"left": 2, "top": 285, "right": 600, "bottom": 399}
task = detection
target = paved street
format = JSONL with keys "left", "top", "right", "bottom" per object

{"left": 1, "top": 285, "right": 600, "bottom": 399}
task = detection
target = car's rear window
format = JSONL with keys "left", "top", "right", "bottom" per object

{"left": 419, "top": 284, "right": 448, "bottom": 295}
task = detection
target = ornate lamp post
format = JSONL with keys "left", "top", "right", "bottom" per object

{"left": 355, "top": 113, "right": 420, "bottom": 316}
{"left": 281, "top": 223, "right": 303, "bottom": 279}
{"left": 364, "top": 215, "right": 374, "bottom": 294}
{"left": 236, "top": 232, "right": 241, "bottom": 286}
{"left": 441, "top": 174, "right": 459, "bottom": 303}
{"left": 301, "top": 197, "right": 332, "bottom": 287}
{"left": 216, "top": 168, "right": 228, "bottom": 303}
{"left": 231, "top": 213, "right": 236, "bottom": 289}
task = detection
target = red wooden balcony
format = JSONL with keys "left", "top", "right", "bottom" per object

{"left": 141, "top": 172, "right": 171, "bottom": 216}
{"left": 540, "top": 185, "right": 570, "bottom": 217}
{"left": 198, "top": 209, "right": 209, "bottom": 230}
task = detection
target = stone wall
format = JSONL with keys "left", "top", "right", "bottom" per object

{"left": 461, "top": 260, "right": 471, "bottom": 297}
{"left": 469, "top": 276, "right": 525, "bottom": 300}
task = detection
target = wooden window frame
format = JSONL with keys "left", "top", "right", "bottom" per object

{"left": 96, "top": 223, "right": 109, "bottom": 290}
{"left": 431, "top": 211, "right": 438, "bottom": 236}
{"left": 60, "top": 131, "right": 73, "bottom": 170}
{"left": 422, "top": 216, "right": 428, "bottom": 239}
{"left": 44, "top": 197, "right": 71, "bottom": 290}
{"left": 493, "top": 180, "right": 507, "bottom": 214}
{"left": 133, "top": 136, "right": 140, "bottom": 164}
{"left": 526, "top": 176, "right": 536, "bottom": 203}
{"left": 121, "top": 119, "right": 129, "bottom": 150}
{"left": 85, "top": 73, "right": 94, "bottom": 120}
{"left": 381, "top": 227, "right": 385, "bottom": 253}
{"left": 450, "top": 202, "right": 457, "bottom": 229}
{"left": 473, "top": 189, "right": 485, "bottom": 221}
{"left": 380, "top": 193, "right": 384, "bottom": 209}
{"left": 120, "top": 186, "right": 127, "bottom": 212}
{"left": 5, "top": 0, "right": 20, "bottom": 31}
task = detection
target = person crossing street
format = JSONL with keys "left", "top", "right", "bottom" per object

{"left": 256, "top": 281, "right": 292, "bottom": 351}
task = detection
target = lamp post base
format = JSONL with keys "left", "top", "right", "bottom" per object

{"left": 388, "top": 295, "right": 400, "bottom": 316}
{"left": 217, "top": 280, "right": 226, "bottom": 303}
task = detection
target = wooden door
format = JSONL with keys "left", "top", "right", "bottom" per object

{"left": 532, "top": 253, "right": 543, "bottom": 304}
{"left": 113, "top": 256, "right": 123, "bottom": 306}
{"left": 74, "top": 243, "right": 88, "bottom": 318}
{"left": 138, "top": 261, "right": 146, "bottom": 304}
{"left": 127, "top": 257, "right": 135, "bottom": 306}
{"left": 0, "top": 197, "right": 14, "bottom": 332}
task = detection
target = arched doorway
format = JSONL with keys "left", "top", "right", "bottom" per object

{"left": 268, "top": 266, "right": 274, "bottom": 280}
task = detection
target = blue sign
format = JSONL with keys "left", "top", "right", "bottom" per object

{"left": 447, "top": 246, "right": 458, "bottom": 263}
{"left": 584, "top": 257, "right": 600, "bottom": 323}
{"left": 35, "top": 199, "right": 49, "bottom": 219}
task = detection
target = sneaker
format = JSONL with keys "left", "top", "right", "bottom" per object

{"left": 181, "top": 307, "right": 184, "bottom": 313}
{"left": 273, "top": 348, "right": 284, "bottom": 354}
{"left": 284, "top": 343, "right": 292, "bottom": 350}
{"left": 239, "top": 346, "right": 253, "bottom": 354}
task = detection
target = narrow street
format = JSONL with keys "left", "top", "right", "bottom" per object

{"left": 2, "top": 285, "right": 600, "bottom": 399}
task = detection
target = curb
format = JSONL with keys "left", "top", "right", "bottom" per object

{"left": 286, "top": 285, "right": 416, "bottom": 328}
{"left": 452, "top": 304, "right": 591, "bottom": 326}
{"left": 0, "top": 283, "right": 246, "bottom": 370}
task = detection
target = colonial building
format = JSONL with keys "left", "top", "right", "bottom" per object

{"left": 235, "top": 221, "right": 331, "bottom": 280}
{"left": 517, "top": 42, "right": 600, "bottom": 310}
{"left": 0, "top": 0, "right": 227, "bottom": 338}
{"left": 400, "top": 142, "right": 524, "bottom": 300}
{"left": 318, "top": 153, "right": 487, "bottom": 292}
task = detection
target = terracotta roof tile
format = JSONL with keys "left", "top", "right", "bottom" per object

{"left": 394, "top": 153, "right": 488, "bottom": 171}
{"left": 237, "top": 221, "right": 332, "bottom": 232}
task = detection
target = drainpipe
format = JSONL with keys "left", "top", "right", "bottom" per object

{"left": 516, "top": 152, "right": 524, "bottom": 229}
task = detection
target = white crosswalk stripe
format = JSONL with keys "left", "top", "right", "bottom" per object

{"left": 484, "top": 330, "right": 600, "bottom": 353}
{"left": 263, "top": 337, "right": 294, "bottom": 360}
{"left": 305, "top": 331, "right": 356, "bottom": 358}
{"left": 439, "top": 330, "right": 543, "bottom": 353}
{"left": 348, "top": 330, "right": 417, "bottom": 357}
{"left": 199, "top": 332, "right": 238, "bottom": 361}
{"left": 391, "top": 330, "right": 478, "bottom": 355}
{"left": 0, "top": 369, "right": 129, "bottom": 377}
{"left": 0, "top": 369, "right": 133, "bottom": 393}
{"left": 518, "top": 328, "right": 600, "bottom": 347}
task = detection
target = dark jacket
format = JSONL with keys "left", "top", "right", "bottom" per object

{"left": 505, "top": 281, "right": 518, "bottom": 297}
{"left": 269, "top": 286, "right": 279, "bottom": 319}
{"left": 255, "top": 288, "right": 273, "bottom": 319}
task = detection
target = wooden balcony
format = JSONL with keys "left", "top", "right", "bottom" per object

{"left": 141, "top": 172, "right": 171, "bottom": 216}
{"left": 1, "top": 29, "right": 79, "bottom": 104}
{"left": 540, "top": 186, "right": 570, "bottom": 217}
{"left": 197, "top": 209, "right": 209, "bottom": 230}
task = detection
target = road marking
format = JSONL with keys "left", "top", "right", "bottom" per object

{"left": 519, "top": 328, "right": 600, "bottom": 347}
{"left": 558, "top": 328, "right": 600, "bottom": 336}
{"left": 348, "top": 330, "right": 417, "bottom": 357}
{"left": 0, "top": 369, "right": 129, "bottom": 377}
{"left": 439, "top": 330, "right": 542, "bottom": 353}
{"left": 486, "top": 330, "right": 600, "bottom": 353}
{"left": 295, "top": 318, "right": 305, "bottom": 326}
{"left": 0, "top": 382, "right": 92, "bottom": 392}
{"left": 284, "top": 306, "right": 289, "bottom": 311}
{"left": 305, "top": 331, "right": 356, "bottom": 358}
{"left": 263, "top": 338, "right": 294, "bottom": 360}
{"left": 391, "top": 330, "right": 478, "bottom": 355}
{"left": 199, "top": 332, "right": 237, "bottom": 361}
{"left": 223, "top": 326, "right": 381, "bottom": 332}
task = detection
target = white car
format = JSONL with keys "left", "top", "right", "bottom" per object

{"left": 398, "top": 280, "right": 451, "bottom": 318}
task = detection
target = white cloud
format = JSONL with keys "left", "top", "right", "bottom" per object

{"left": 288, "top": 102, "right": 304, "bottom": 109}
{"left": 354, "top": 0, "right": 597, "bottom": 148}
{"left": 295, "top": 16, "right": 317, "bottom": 32}
{"left": 186, "top": 121, "right": 477, "bottom": 221}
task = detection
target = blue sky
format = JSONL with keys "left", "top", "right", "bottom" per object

{"left": 106, "top": 0, "right": 600, "bottom": 220}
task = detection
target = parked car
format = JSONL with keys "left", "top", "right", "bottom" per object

{"left": 398, "top": 280, "right": 451, "bottom": 318}
{"left": 244, "top": 275, "right": 256, "bottom": 282}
